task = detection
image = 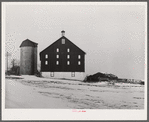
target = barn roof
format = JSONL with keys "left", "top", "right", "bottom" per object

{"left": 20, "top": 39, "right": 38, "bottom": 47}
{"left": 40, "top": 36, "right": 86, "bottom": 54}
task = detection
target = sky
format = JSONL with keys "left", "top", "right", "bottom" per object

{"left": 4, "top": 2, "right": 147, "bottom": 80}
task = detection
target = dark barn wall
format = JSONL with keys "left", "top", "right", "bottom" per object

{"left": 40, "top": 36, "right": 85, "bottom": 72}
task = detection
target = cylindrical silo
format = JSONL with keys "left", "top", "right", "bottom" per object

{"left": 33, "top": 46, "right": 37, "bottom": 74}
{"left": 20, "top": 39, "right": 38, "bottom": 75}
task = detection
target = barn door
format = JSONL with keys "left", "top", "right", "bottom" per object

{"left": 61, "top": 53, "right": 66, "bottom": 71}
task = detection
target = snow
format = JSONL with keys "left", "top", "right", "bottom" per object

{"left": 5, "top": 75, "right": 144, "bottom": 109}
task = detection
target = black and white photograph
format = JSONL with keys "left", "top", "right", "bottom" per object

{"left": 2, "top": 2, "right": 147, "bottom": 120}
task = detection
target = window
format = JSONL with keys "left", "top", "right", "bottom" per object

{"left": 50, "top": 72, "right": 54, "bottom": 77}
{"left": 56, "top": 55, "right": 59, "bottom": 58}
{"left": 67, "top": 48, "right": 70, "bottom": 52}
{"left": 56, "top": 61, "right": 59, "bottom": 65}
{"left": 45, "top": 61, "right": 48, "bottom": 65}
{"left": 78, "top": 55, "right": 81, "bottom": 59}
{"left": 78, "top": 61, "right": 81, "bottom": 65}
{"left": 57, "top": 48, "right": 59, "bottom": 52}
{"left": 71, "top": 72, "right": 75, "bottom": 77}
{"left": 62, "top": 39, "right": 65, "bottom": 44}
{"left": 67, "top": 61, "right": 70, "bottom": 65}
{"left": 45, "top": 54, "right": 48, "bottom": 59}
{"left": 67, "top": 55, "right": 70, "bottom": 59}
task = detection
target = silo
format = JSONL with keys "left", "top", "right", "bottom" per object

{"left": 20, "top": 39, "right": 38, "bottom": 75}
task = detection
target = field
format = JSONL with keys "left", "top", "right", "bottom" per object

{"left": 5, "top": 75, "right": 144, "bottom": 109}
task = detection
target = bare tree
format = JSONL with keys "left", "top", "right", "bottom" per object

{"left": 10, "top": 58, "right": 20, "bottom": 75}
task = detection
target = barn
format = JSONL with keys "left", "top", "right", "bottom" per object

{"left": 40, "top": 31, "right": 86, "bottom": 80}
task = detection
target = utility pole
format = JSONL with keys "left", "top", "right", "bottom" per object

{"left": 6, "top": 52, "right": 11, "bottom": 74}
{"left": 7, "top": 52, "right": 8, "bottom": 73}
{"left": 6, "top": 52, "right": 8, "bottom": 73}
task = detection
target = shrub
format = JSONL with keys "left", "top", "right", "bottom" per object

{"left": 35, "top": 70, "right": 42, "bottom": 77}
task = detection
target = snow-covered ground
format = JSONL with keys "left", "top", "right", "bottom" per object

{"left": 5, "top": 75, "right": 144, "bottom": 109}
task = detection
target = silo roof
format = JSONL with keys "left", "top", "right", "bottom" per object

{"left": 20, "top": 39, "right": 38, "bottom": 47}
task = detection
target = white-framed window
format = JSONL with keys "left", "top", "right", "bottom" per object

{"left": 67, "top": 48, "right": 70, "bottom": 52}
{"left": 56, "top": 55, "right": 59, "bottom": 58}
{"left": 45, "top": 61, "right": 48, "bottom": 65}
{"left": 71, "top": 72, "right": 75, "bottom": 77}
{"left": 67, "top": 61, "right": 70, "bottom": 65}
{"left": 62, "top": 39, "right": 65, "bottom": 44}
{"left": 67, "top": 55, "right": 70, "bottom": 59}
{"left": 50, "top": 72, "right": 54, "bottom": 77}
{"left": 78, "top": 61, "right": 81, "bottom": 65}
{"left": 56, "top": 61, "right": 59, "bottom": 65}
{"left": 78, "top": 55, "right": 81, "bottom": 59}
{"left": 45, "top": 54, "right": 48, "bottom": 59}
{"left": 57, "top": 48, "right": 59, "bottom": 52}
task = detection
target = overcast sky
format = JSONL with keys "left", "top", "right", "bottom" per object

{"left": 4, "top": 2, "right": 147, "bottom": 80}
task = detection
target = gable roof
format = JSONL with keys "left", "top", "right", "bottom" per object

{"left": 40, "top": 36, "right": 86, "bottom": 54}
{"left": 20, "top": 39, "right": 38, "bottom": 47}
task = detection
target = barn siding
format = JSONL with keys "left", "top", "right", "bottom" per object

{"left": 40, "top": 36, "right": 85, "bottom": 72}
